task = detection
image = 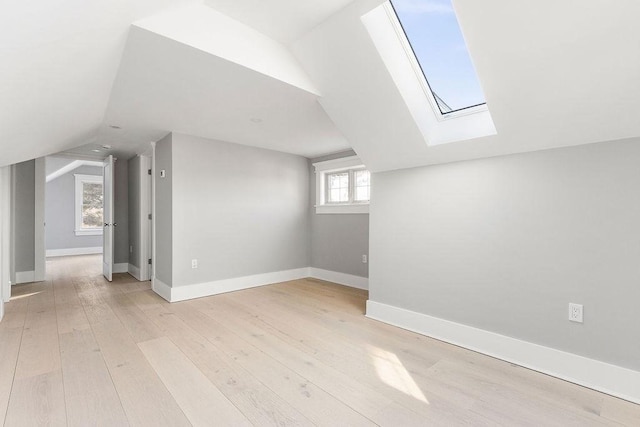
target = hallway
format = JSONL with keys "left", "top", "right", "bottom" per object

{"left": 0, "top": 255, "right": 638, "bottom": 426}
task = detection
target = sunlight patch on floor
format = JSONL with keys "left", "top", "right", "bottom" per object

{"left": 368, "top": 345, "right": 428, "bottom": 403}
{"left": 10, "top": 291, "right": 42, "bottom": 300}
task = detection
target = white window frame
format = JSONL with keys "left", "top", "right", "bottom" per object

{"left": 313, "top": 156, "right": 370, "bottom": 214}
{"left": 74, "top": 174, "right": 103, "bottom": 236}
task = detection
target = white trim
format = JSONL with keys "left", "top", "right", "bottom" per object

{"left": 46, "top": 160, "right": 104, "bottom": 183}
{"left": 46, "top": 247, "right": 103, "bottom": 257}
{"left": 309, "top": 268, "right": 369, "bottom": 290}
{"left": 1, "top": 166, "right": 11, "bottom": 303}
{"left": 128, "top": 264, "right": 141, "bottom": 281}
{"left": 113, "top": 263, "right": 128, "bottom": 274}
{"left": 315, "top": 204, "right": 369, "bottom": 214}
{"left": 74, "top": 228, "right": 103, "bottom": 236}
{"left": 15, "top": 271, "right": 35, "bottom": 284}
{"left": 312, "top": 156, "right": 362, "bottom": 173}
{"left": 366, "top": 300, "right": 640, "bottom": 404}
{"left": 150, "top": 141, "right": 157, "bottom": 284}
{"left": 34, "top": 158, "right": 46, "bottom": 282}
{"left": 152, "top": 276, "right": 172, "bottom": 302}
{"left": 154, "top": 268, "right": 311, "bottom": 302}
{"left": 139, "top": 155, "right": 152, "bottom": 281}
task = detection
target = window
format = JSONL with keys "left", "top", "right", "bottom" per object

{"left": 389, "top": 0, "right": 486, "bottom": 114}
{"left": 313, "top": 156, "right": 370, "bottom": 214}
{"left": 74, "top": 174, "right": 103, "bottom": 236}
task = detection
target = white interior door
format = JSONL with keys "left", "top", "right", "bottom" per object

{"left": 102, "top": 155, "right": 114, "bottom": 281}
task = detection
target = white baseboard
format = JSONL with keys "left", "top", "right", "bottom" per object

{"left": 153, "top": 268, "right": 311, "bottom": 302}
{"left": 152, "top": 277, "right": 172, "bottom": 302}
{"left": 366, "top": 300, "right": 640, "bottom": 404}
{"left": 309, "top": 268, "right": 368, "bottom": 290}
{"left": 46, "top": 247, "right": 102, "bottom": 257}
{"left": 15, "top": 271, "right": 36, "bottom": 284}
{"left": 128, "top": 264, "right": 141, "bottom": 281}
{"left": 113, "top": 263, "right": 128, "bottom": 274}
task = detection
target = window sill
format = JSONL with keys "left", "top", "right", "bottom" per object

{"left": 75, "top": 229, "right": 103, "bottom": 236}
{"left": 315, "top": 204, "right": 369, "bottom": 214}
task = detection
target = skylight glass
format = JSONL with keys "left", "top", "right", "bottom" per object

{"left": 389, "top": 0, "right": 486, "bottom": 114}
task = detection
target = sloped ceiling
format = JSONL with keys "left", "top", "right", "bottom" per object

{"left": 2, "top": 0, "right": 640, "bottom": 171}
{"left": 293, "top": 0, "right": 640, "bottom": 171}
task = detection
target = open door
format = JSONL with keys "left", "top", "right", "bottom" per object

{"left": 102, "top": 155, "right": 114, "bottom": 282}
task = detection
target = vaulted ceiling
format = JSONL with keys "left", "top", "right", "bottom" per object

{"left": 2, "top": 0, "right": 639, "bottom": 172}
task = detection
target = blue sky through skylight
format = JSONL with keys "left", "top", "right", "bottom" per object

{"left": 390, "top": 0, "right": 486, "bottom": 113}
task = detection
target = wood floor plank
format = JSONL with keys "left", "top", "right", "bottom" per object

{"left": 58, "top": 328, "right": 129, "bottom": 426}
{"left": 133, "top": 300, "right": 314, "bottom": 426}
{"left": 139, "top": 336, "right": 251, "bottom": 427}
{"left": 74, "top": 277, "right": 191, "bottom": 427}
{"left": 13, "top": 283, "right": 61, "bottom": 381}
{"left": 0, "top": 327, "right": 22, "bottom": 424}
{"left": 168, "top": 302, "right": 377, "bottom": 427}
{"left": 4, "top": 371, "right": 67, "bottom": 427}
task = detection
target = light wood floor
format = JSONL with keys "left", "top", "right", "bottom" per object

{"left": 1, "top": 255, "right": 638, "bottom": 426}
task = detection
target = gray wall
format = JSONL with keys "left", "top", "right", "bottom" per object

{"left": 170, "top": 133, "right": 310, "bottom": 287}
{"left": 14, "top": 160, "right": 35, "bottom": 273}
{"left": 369, "top": 138, "right": 640, "bottom": 371}
{"left": 45, "top": 165, "right": 103, "bottom": 250}
{"left": 114, "top": 157, "right": 129, "bottom": 264}
{"left": 154, "top": 134, "right": 173, "bottom": 285}
{"left": 45, "top": 157, "right": 74, "bottom": 176}
{"left": 128, "top": 156, "right": 141, "bottom": 269}
{"left": 310, "top": 151, "right": 369, "bottom": 278}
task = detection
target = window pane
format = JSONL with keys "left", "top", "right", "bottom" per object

{"left": 327, "top": 172, "right": 349, "bottom": 203}
{"left": 390, "top": 0, "right": 486, "bottom": 113}
{"left": 82, "top": 181, "right": 103, "bottom": 228}
{"left": 355, "top": 186, "right": 370, "bottom": 202}
{"left": 354, "top": 170, "right": 370, "bottom": 202}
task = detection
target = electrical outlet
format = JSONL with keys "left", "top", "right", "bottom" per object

{"left": 362, "top": 254, "right": 368, "bottom": 264}
{"left": 191, "top": 259, "right": 198, "bottom": 269}
{"left": 130, "top": 245, "right": 133, "bottom": 253}
{"left": 569, "top": 303, "right": 583, "bottom": 323}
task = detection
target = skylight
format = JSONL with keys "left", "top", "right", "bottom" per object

{"left": 389, "top": 0, "right": 486, "bottom": 114}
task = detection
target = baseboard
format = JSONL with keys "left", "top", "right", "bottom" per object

{"left": 113, "top": 263, "right": 128, "bottom": 274}
{"left": 0, "top": 300, "right": 4, "bottom": 322}
{"left": 46, "top": 247, "right": 102, "bottom": 257}
{"left": 15, "top": 271, "right": 36, "bottom": 284}
{"left": 152, "top": 277, "right": 172, "bottom": 302}
{"left": 309, "top": 267, "right": 368, "bottom": 290}
{"left": 154, "top": 268, "right": 311, "bottom": 302}
{"left": 366, "top": 300, "right": 640, "bottom": 404}
{"left": 128, "top": 264, "right": 141, "bottom": 281}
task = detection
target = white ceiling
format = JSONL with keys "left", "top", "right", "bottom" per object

{"left": 202, "top": 0, "right": 355, "bottom": 44}
{"left": 0, "top": 0, "right": 198, "bottom": 167}
{"left": 2, "top": 0, "right": 640, "bottom": 171}
{"left": 293, "top": 0, "right": 640, "bottom": 171}
{"left": 103, "top": 24, "right": 349, "bottom": 158}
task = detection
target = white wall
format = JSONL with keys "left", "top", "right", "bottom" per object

{"left": 0, "top": 166, "right": 11, "bottom": 320}
{"left": 369, "top": 138, "right": 640, "bottom": 373}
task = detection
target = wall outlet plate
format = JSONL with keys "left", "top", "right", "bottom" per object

{"left": 569, "top": 303, "right": 583, "bottom": 323}
{"left": 191, "top": 259, "right": 198, "bottom": 269}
